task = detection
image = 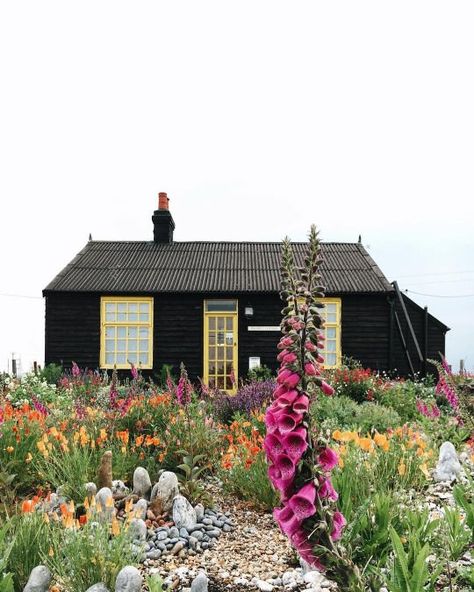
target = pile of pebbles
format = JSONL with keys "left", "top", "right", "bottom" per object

{"left": 142, "top": 507, "right": 235, "bottom": 563}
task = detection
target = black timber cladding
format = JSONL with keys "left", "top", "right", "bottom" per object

{"left": 43, "top": 241, "right": 394, "bottom": 294}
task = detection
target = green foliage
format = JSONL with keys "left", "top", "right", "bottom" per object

{"left": 387, "top": 527, "right": 442, "bottom": 592}
{"left": 219, "top": 451, "right": 280, "bottom": 510}
{"left": 7, "top": 513, "right": 50, "bottom": 591}
{"left": 344, "top": 492, "right": 400, "bottom": 579}
{"left": 376, "top": 381, "right": 426, "bottom": 423}
{"left": 176, "top": 450, "right": 212, "bottom": 506}
{"left": 0, "top": 461, "right": 17, "bottom": 516}
{"left": 310, "top": 395, "right": 359, "bottom": 431}
{"left": 247, "top": 364, "right": 273, "bottom": 382}
{"left": 146, "top": 574, "right": 164, "bottom": 592}
{"left": 0, "top": 523, "right": 14, "bottom": 592}
{"left": 45, "top": 519, "right": 140, "bottom": 591}
{"left": 453, "top": 477, "right": 474, "bottom": 542}
{"left": 354, "top": 403, "right": 401, "bottom": 434}
{"left": 38, "top": 363, "right": 64, "bottom": 385}
{"left": 442, "top": 505, "right": 471, "bottom": 560}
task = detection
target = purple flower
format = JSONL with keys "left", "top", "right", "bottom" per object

{"left": 318, "top": 447, "right": 339, "bottom": 471}
{"left": 331, "top": 511, "right": 346, "bottom": 541}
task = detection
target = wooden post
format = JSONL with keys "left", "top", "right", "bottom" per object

{"left": 392, "top": 281, "right": 424, "bottom": 364}
{"left": 33, "top": 361, "right": 38, "bottom": 374}
{"left": 422, "top": 306, "right": 428, "bottom": 377}
{"left": 394, "top": 310, "right": 415, "bottom": 376}
{"left": 11, "top": 356, "right": 17, "bottom": 377}
{"left": 388, "top": 296, "right": 395, "bottom": 371}
{"left": 460, "top": 359, "right": 465, "bottom": 375}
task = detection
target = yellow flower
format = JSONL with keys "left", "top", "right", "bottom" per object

{"left": 48, "top": 547, "right": 54, "bottom": 557}
{"left": 358, "top": 437, "right": 374, "bottom": 453}
{"left": 6, "top": 446, "right": 14, "bottom": 453}
{"left": 374, "top": 433, "right": 390, "bottom": 452}
{"left": 398, "top": 461, "right": 406, "bottom": 476}
{"left": 420, "top": 463, "right": 430, "bottom": 477}
{"left": 111, "top": 517, "right": 120, "bottom": 536}
{"left": 25, "top": 452, "right": 33, "bottom": 463}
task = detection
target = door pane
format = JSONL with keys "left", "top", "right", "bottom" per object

{"left": 217, "top": 317, "right": 225, "bottom": 330}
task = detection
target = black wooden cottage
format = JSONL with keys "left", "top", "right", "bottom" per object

{"left": 43, "top": 193, "right": 449, "bottom": 391}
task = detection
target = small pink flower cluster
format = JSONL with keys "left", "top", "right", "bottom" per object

{"left": 264, "top": 333, "right": 345, "bottom": 568}
{"left": 416, "top": 399, "right": 440, "bottom": 419}
{"left": 176, "top": 362, "right": 192, "bottom": 406}
{"left": 436, "top": 374, "right": 459, "bottom": 410}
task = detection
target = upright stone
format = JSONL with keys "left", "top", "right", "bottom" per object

{"left": 97, "top": 450, "right": 113, "bottom": 489}
{"left": 84, "top": 482, "right": 97, "bottom": 498}
{"left": 133, "top": 498, "right": 148, "bottom": 520}
{"left": 85, "top": 585, "right": 110, "bottom": 592}
{"left": 133, "top": 467, "right": 152, "bottom": 498}
{"left": 173, "top": 494, "right": 197, "bottom": 530}
{"left": 434, "top": 441, "right": 461, "bottom": 482}
{"left": 115, "top": 566, "right": 143, "bottom": 592}
{"left": 23, "top": 565, "right": 51, "bottom": 592}
{"left": 191, "top": 572, "right": 209, "bottom": 592}
{"left": 128, "top": 518, "right": 147, "bottom": 542}
{"left": 150, "top": 471, "right": 179, "bottom": 514}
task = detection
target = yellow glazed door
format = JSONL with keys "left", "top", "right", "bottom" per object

{"left": 204, "top": 300, "right": 238, "bottom": 393}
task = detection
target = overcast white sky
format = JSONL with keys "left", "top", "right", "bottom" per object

{"left": 0, "top": 1, "right": 473, "bottom": 374}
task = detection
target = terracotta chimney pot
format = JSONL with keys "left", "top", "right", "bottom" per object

{"left": 158, "top": 192, "right": 169, "bottom": 210}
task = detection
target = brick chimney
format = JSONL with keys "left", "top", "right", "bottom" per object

{"left": 152, "top": 192, "right": 175, "bottom": 243}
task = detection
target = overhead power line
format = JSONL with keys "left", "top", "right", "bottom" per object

{"left": 396, "top": 269, "right": 474, "bottom": 278}
{"left": 0, "top": 293, "right": 43, "bottom": 300}
{"left": 404, "top": 289, "right": 474, "bottom": 299}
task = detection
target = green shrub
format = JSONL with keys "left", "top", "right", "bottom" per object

{"left": 310, "top": 395, "right": 359, "bottom": 432}
{"left": 354, "top": 403, "right": 401, "bottom": 434}
{"left": 38, "top": 363, "right": 64, "bottom": 386}
{"left": 376, "top": 380, "right": 434, "bottom": 423}
{"left": 247, "top": 365, "right": 274, "bottom": 382}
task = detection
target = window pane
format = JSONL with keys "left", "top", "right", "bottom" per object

{"left": 117, "top": 303, "right": 126, "bottom": 312}
{"left": 217, "top": 348, "right": 224, "bottom": 361}
{"left": 105, "top": 327, "right": 115, "bottom": 338}
{"left": 117, "top": 340, "right": 126, "bottom": 352}
{"left": 209, "top": 363, "right": 216, "bottom": 374}
{"left": 326, "top": 353, "right": 337, "bottom": 366}
{"left": 117, "top": 327, "right": 126, "bottom": 338}
{"left": 129, "top": 313, "right": 138, "bottom": 322}
{"left": 139, "top": 303, "right": 149, "bottom": 313}
{"left": 128, "top": 340, "right": 137, "bottom": 352}
{"left": 209, "top": 347, "right": 216, "bottom": 360}
{"left": 209, "top": 377, "right": 216, "bottom": 388}
{"left": 217, "top": 332, "right": 225, "bottom": 346}
{"left": 217, "top": 376, "right": 225, "bottom": 389}
{"left": 139, "top": 340, "right": 148, "bottom": 352}
{"left": 217, "top": 318, "right": 225, "bottom": 330}
{"left": 139, "top": 313, "right": 149, "bottom": 322}
{"left": 128, "top": 353, "right": 137, "bottom": 364}
{"left": 326, "top": 303, "right": 337, "bottom": 312}
{"left": 206, "top": 300, "right": 237, "bottom": 312}
{"left": 105, "top": 303, "right": 115, "bottom": 313}
{"left": 327, "top": 313, "right": 337, "bottom": 323}
{"left": 226, "top": 362, "right": 233, "bottom": 374}
{"left": 327, "top": 340, "right": 336, "bottom": 352}
{"left": 128, "top": 327, "right": 137, "bottom": 338}
{"left": 117, "top": 312, "right": 127, "bottom": 322}
{"left": 139, "top": 353, "right": 148, "bottom": 365}
{"left": 226, "top": 376, "right": 233, "bottom": 390}
{"left": 105, "top": 353, "right": 115, "bottom": 364}
{"left": 105, "top": 340, "right": 115, "bottom": 352}
{"left": 226, "top": 346, "right": 233, "bottom": 359}
{"left": 116, "top": 353, "right": 126, "bottom": 364}
{"left": 217, "top": 362, "right": 224, "bottom": 374}
{"left": 225, "top": 332, "right": 234, "bottom": 345}
{"left": 326, "top": 327, "right": 336, "bottom": 339}
{"left": 106, "top": 312, "right": 115, "bottom": 322}
{"left": 209, "top": 317, "right": 216, "bottom": 330}
{"left": 226, "top": 317, "right": 233, "bottom": 330}
{"left": 129, "top": 303, "right": 138, "bottom": 313}
{"left": 139, "top": 327, "right": 149, "bottom": 338}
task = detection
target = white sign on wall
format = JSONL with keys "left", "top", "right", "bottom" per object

{"left": 248, "top": 326, "right": 280, "bottom": 331}
{"left": 249, "top": 356, "right": 261, "bottom": 369}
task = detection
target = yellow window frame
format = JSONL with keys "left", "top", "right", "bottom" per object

{"left": 100, "top": 296, "right": 154, "bottom": 370}
{"left": 203, "top": 299, "right": 238, "bottom": 394}
{"left": 320, "top": 298, "right": 342, "bottom": 369}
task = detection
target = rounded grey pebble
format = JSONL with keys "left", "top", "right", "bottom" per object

{"left": 190, "top": 523, "right": 205, "bottom": 531}
{"left": 213, "top": 519, "right": 224, "bottom": 528}
{"left": 193, "top": 530, "right": 204, "bottom": 541}
{"left": 201, "top": 542, "right": 209, "bottom": 549}
{"left": 202, "top": 518, "right": 212, "bottom": 525}
{"left": 146, "top": 549, "right": 162, "bottom": 560}
{"left": 156, "top": 542, "right": 166, "bottom": 551}
{"left": 207, "top": 529, "right": 221, "bottom": 538}
{"left": 223, "top": 524, "right": 232, "bottom": 532}
{"left": 156, "top": 531, "right": 168, "bottom": 541}
{"left": 166, "top": 543, "right": 173, "bottom": 550}
{"left": 169, "top": 537, "right": 179, "bottom": 544}
{"left": 189, "top": 536, "right": 198, "bottom": 550}
{"left": 179, "top": 527, "right": 189, "bottom": 538}
{"left": 85, "top": 584, "right": 110, "bottom": 592}
{"left": 169, "top": 526, "right": 180, "bottom": 538}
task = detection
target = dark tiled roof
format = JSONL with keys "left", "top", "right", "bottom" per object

{"left": 43, "top": 241, "right": 394, "bottom": 294}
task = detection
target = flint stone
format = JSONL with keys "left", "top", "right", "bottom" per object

{"left": 95, "top": 487, "right": 114, "bottom": 515}
{"left": 85, "top": 585, "right": 110, "bottom": 592}
{"left": 191, "top": 572, "right": 209, "bottom": 592}
{"left": 23, "top": 565, "right": 52, "bottom": 592}
{"left": 112, "top": 480, "right": 130, "bottom": 497}
{"left": 133, "top": 467, "right": 152, "bottom": 498}
{"left": 115, "top": 566, "right": 143, "bottom": 592}
{"left": 173, "top": 495, "right": 197, "bottom": 530}
{"left": 85, "top": 482, "right": 97, "bottom": 497}
{"left": 434, "top": 442, "right": 461, "bottom": 482}
{"left": 133, "top": 498, "right": 148, "bottom": 520}
{"left": 129, "top": 518, "right": 147, "bottom": 542}
{"left": 150, "top": 471, "right": 179, "bottom": 513}
{"left": 194, "top": 503, "right": 205, "bottom": 522}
